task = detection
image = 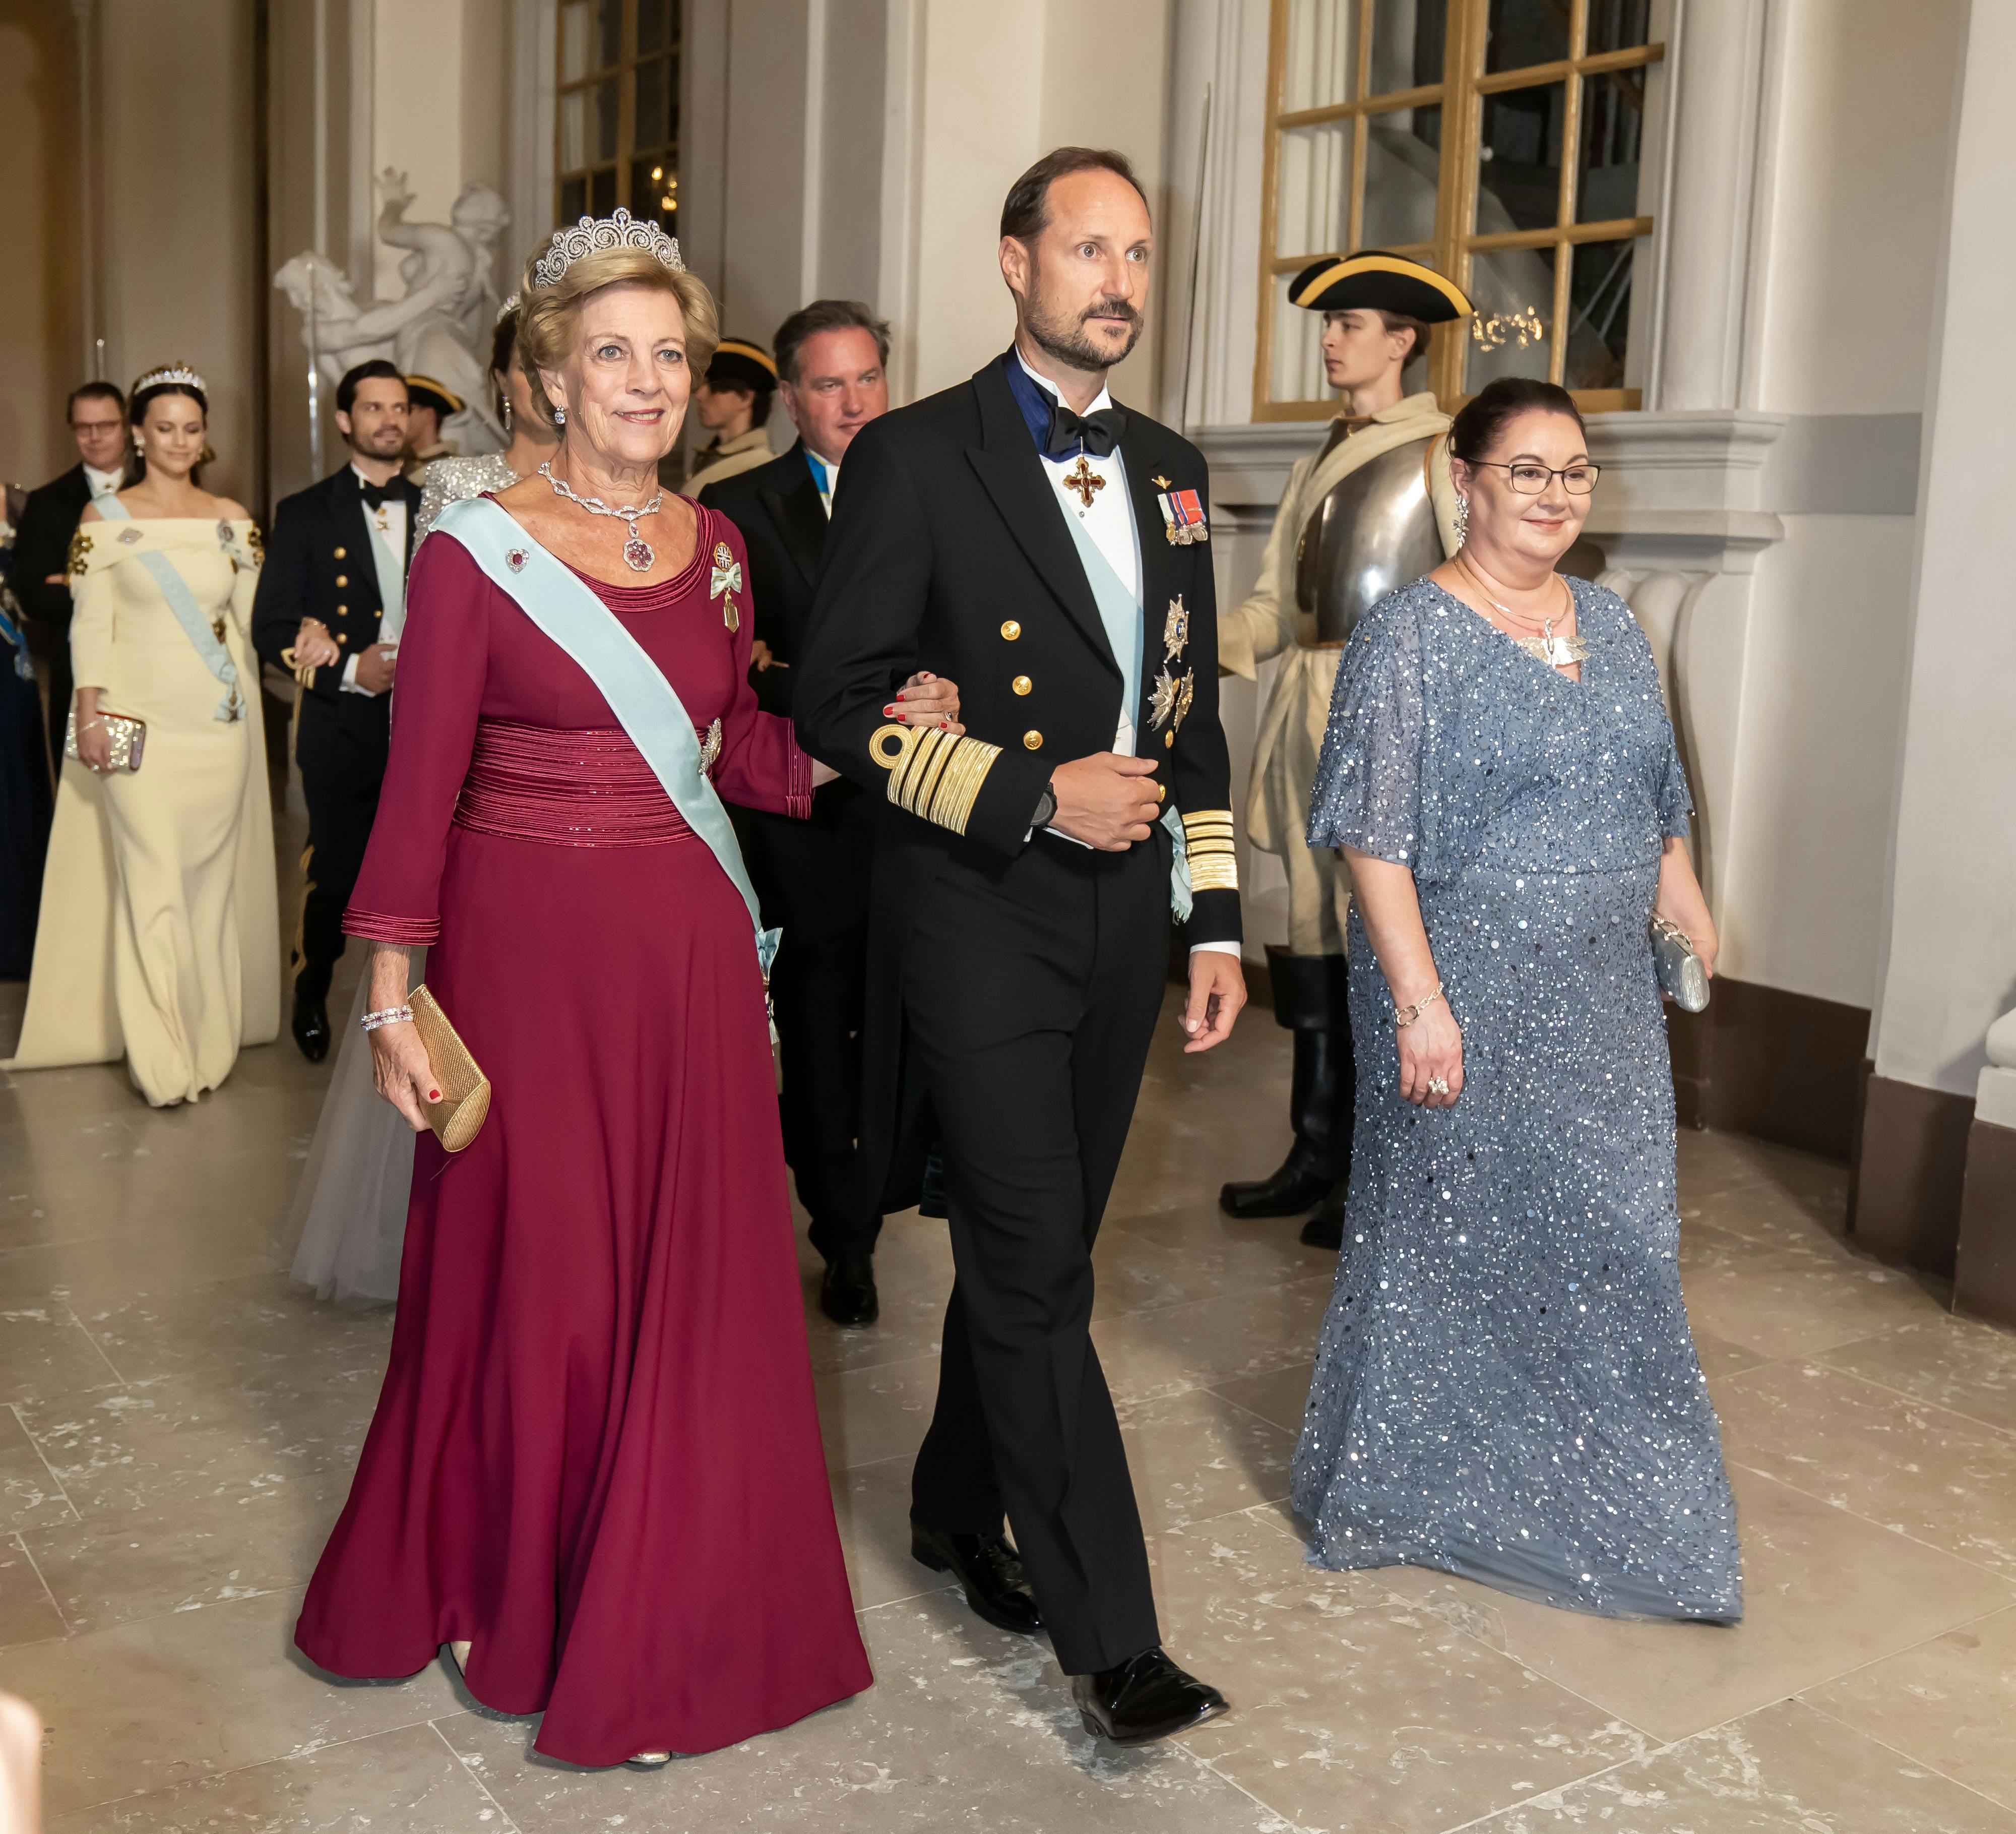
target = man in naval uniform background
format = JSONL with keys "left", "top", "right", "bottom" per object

{"left": 797, "top": 147, "right": 1243, "bottom": 1747}
{"left": 252, "top": 359, "right": 419, "bottom": 1061}
{"left": 1217, "top": 252, "right": 1471, "bottom": 1250}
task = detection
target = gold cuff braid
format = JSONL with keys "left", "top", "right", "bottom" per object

{"left": 1181, "top": 807, "right": 1239, "bottom": 894}
{"left": 871, "top": 722, "right": 1002, "bottom": 836}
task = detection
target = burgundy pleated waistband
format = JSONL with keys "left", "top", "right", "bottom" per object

{"left": 453, "top": 719, "right": 696, "bottom": 847}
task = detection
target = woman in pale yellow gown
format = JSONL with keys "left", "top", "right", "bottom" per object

{"left": 4, "top": 365, "right": 279, "bottom": 1104}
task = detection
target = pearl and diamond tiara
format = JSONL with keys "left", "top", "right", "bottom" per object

{"left": 532, "top": 208, "right": 684, "bottom": 290}
{"left": 133, "top": 361, "right": 208, "bottom": 396}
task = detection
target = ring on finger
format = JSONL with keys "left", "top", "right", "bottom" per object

{"left": 1426, "top": 1075, "right": 1450, "bottom": 1096}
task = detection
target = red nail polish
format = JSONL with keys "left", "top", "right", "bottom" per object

{"left": 428, "top": 1089, "right": 440, "bottom": 1102}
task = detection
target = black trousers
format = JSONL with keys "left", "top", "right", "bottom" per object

{"left": 293, "top": 711, "right": 387, "bottom": 1005}
{"left": 904, "top": 833, "right": 1168, "bottom": 1674}
{"left": 735, "top": 781, "right": 880, "bottom": 1261}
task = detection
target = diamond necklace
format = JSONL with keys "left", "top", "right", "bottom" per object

{"left": 1456, "top": 555, "right": 1587, "bottom": 669}
{"left": 538, "top": 461, "right": 664, "bottom": 573}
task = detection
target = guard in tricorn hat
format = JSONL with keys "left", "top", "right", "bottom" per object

{"left": 1217, "top": 251, "right": 1472, "bottom": 1248}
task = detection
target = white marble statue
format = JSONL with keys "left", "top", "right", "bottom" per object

{"left": 274, "top": 169, "right": 511, "bottom": 456}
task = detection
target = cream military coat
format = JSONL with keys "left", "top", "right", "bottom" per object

{"left": 1220, "top": 393, "right": 1462, "bottom": 934}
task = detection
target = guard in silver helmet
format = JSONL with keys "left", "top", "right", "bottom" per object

{"left": 1218, "top": 252, "right": 1472, "bottom": 1249}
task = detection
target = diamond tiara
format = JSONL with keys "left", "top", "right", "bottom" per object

{"left": 133, "top": 361, "right": 208, "bottom": 396}
{"left": 532, "top": 208, "right": 684, "bottom": 290}
{"left": 494, "top": 291, "right": 522, "bottom": 325}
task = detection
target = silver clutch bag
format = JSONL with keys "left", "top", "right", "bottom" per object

{"left": 65, "top": 706, "right": 147, "bottom": 772}
{"left": 1650, "top": 915, "right": 1710, "bottom": 1012}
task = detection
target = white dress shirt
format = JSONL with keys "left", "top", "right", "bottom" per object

{"left": 83, "top": 462, "right": 125, "bottom": 500}
{"left": 1014, "top": 354, "right": 1236, "bottom": 958}
{"left": 1016, "top": 351, "right": 1138, "bottom": 756}
{"left": 342, "top": 466, "right": 408, "bottom": 695}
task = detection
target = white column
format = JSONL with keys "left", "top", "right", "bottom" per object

{"left": 1868, "top": 0, "right": 2016, "bottom": 1097}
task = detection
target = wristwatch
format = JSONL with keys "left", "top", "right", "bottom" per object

{"left": 1029, "top": 779, "right": 1058, "bottom": 830}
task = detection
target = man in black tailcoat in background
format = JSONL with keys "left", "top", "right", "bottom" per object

{"left": 796, "top": 148, "right": 1245, "bottom": 1747}
{"left": 251, "top": 360, "right": 418, "bottom": 1061}
{"left": 13, "top": 383, "right": 131, "bottom": 770}
{"left": 702, "top": 299, "right": 899, "bottom": 1329}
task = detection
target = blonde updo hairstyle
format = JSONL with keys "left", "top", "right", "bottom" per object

{"left": 516, "top": 243, "right": 720, "bottom": 436}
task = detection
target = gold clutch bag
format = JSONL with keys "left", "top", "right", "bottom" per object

{"left": 408, "top": 984, "right": 492, "bottom": 1152}
{"left": 65, "top": 706, "right": 147, "bottom": 772}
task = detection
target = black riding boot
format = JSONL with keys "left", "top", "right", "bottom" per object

{"left": 1300, "top": 981, "right": 1357, "bottom": 1250}
{"left": 1221, "top": 948, "right": 1347, "bottom": 1219}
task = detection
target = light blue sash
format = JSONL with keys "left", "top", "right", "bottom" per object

{"left": 435, "top": 496, "right": 780, "bottom": 977}
{"left": 94, "top": 498, "right": 243, "bottom": 721}
{"left": 1052, "top": 477, "right": 1193, "bottom": 920}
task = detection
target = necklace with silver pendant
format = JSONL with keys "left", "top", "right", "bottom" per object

{"left": 539, "top": 461, "right": 664, "bottom": 573}
{"left": 1460, "top": 561, "right": 1587, "bottom": 668}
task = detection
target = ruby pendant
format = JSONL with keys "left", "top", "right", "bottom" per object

{"left": 622, "top": 535, "right": 654, "bottom": 573}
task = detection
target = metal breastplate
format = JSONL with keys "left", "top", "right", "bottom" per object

{"left": 1294, "top": 435, "right": 1443, "bottom": 644}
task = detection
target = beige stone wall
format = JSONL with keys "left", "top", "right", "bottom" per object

{"left": 0, "top": 3, "right": 84, "bottom": 490}
{"left": 97, "top": 0, "right": 261, "bottom": 507}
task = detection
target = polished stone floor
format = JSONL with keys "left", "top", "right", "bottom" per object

{"left": 4, "top": 964, "right": 2016, "bottom": 1833}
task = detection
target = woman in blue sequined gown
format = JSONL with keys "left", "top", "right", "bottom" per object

{"left": 1292, "top": 379, "right": 1741, "bottom": 1621}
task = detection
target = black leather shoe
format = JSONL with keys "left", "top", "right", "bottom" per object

{"left": 1220, "top": 1025, "right": 1345, "bottom": 1217}
{"left": 910, "top": 1521, "right": 1043, "bottom": 1634}
{"left": 292, "top": 992, "right": 331, "bottom": 1064}
{"left": 1220, "top": 1137, "right": 1333, "bottom": 1218}
{"left": 1300, "top": 1175, "right": 1347, "bottom": 1250}
{"left": 819, "top": 1252, "right": 878, "bottom": 1328}
{"left": 1072, "top": 1648, "right": 1228, "bottom": 1746}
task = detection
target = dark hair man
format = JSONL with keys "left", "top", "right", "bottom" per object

{"left": 797, "top": 148, "right": 1243, "bottom": 1746}
{"left": 700, "top": 301, "right": 894, "bottom": 1330}
{"left": 1216, "top": 251, "right": 1471, "bottom": 1249}
{"left": 683, "top": 337, "right": 780, "bottom": 497}
{"left": 250, "top": 358, "right": 418, "bottom": 1060}
{"left": 12, "top": 383, "right": 132, "bottom": 770}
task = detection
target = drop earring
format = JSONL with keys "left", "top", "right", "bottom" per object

{"left": 499, "top": 396, "right": 513, "bottom": 432}
{"left": 553, "top": 406, "right": 565, "bottom": 426}
{"left": 1453, "top": 492, "right": 1470, "bottom": 545}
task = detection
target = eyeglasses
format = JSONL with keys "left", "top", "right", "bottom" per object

{"left": 1469, "top": 459, "right": 1602, "bottom": 495}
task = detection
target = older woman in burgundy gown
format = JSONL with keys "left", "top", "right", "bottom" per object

{"left": 294, "top": 215, "right": 957, "bottom": 1768}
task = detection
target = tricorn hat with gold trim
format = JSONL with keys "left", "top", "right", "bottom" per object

{"left": 1288, "top": 250, "right": 1473, "bottom": 321}
{"left": 706, "top": 337, "right": 779, "bottom": 394}
{"left": 404, "top": 374, "right": 465, "bottom": 419}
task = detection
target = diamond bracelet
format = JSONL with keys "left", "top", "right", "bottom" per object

{"left": 360, "top": 1005, "right": 414, "bottom": 1032}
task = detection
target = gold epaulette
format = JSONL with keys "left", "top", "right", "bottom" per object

{"left": 870, "top": 722, "right": 1001, "bottom": 836}
{"left": 1181, "top": 808, "right": 1239, "bottom": 893}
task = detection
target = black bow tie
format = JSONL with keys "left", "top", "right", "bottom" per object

{"left": 359, "top": 482, "right": 394, "bottom": 511}
{"left": 1045, "top": 400, "right": 1126, "bottom": 461}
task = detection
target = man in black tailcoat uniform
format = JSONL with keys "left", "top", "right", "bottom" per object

{"left": 251, "top": 361, "right": 418, "bottom": 1060}
{"left": 701, "top": 299, "right": 898, "bottom": 1329}
{"left": 13, "top": 383, "right": 132, "bottom": 770}
{"left": 796, "top": 148, "right": 1245, "bottom": 1747}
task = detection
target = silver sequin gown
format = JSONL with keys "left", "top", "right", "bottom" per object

{"left": 1294, "top": 575, "right": 1742, "bottom": 1621}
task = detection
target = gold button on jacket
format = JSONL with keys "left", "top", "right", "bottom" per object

{"left": 1012, "top": 675, "right": 1032, "bottom": 696}
{"left": 1000, "top": 620, "right": 1021, "bottom": 640}
{"left": 1022, "top": 730, "right": 1042, "bottom": 750}
{"left": 334, "top": 574, "right": 348, "bottom": 587}
{"left": 333, "top": 545, "right": 346, "bottom": 559}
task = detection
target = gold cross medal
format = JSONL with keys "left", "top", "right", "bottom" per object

{"left": 1061, "top": 455, "right": 1104, "bottom": 513}
{"left": 1163, "top": 594, "right": 1190, "bottom": 661}
{"left": 710, "top": 541, "right": 743, "bottom": 631}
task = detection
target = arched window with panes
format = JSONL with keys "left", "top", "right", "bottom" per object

{"left": 555, "top": 0, "right": 681, "bottom": 230}
{"left": 1257, "top": 0, "right": 1667, "bottom": 417}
